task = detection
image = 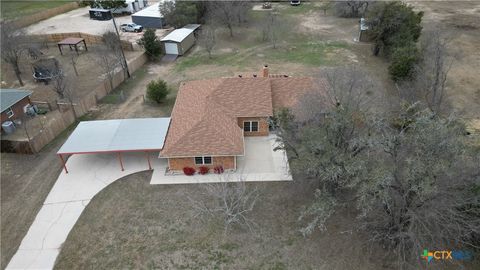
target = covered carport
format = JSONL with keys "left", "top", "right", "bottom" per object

{"left": 57, "top": 118, "right": 170, "bottom": 173}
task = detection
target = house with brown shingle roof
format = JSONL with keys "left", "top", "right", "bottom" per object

{"left": 161, "top": 66, "right": 326, "bottom": 172}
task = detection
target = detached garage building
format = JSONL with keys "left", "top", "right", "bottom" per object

{"left": 132, "top": 2, "right": 165, "bottom": 29}
{"left": 160, "top": 24, "right": 200, "bottom": 55}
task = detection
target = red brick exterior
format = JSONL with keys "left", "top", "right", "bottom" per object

{"left": 168, "top": 156, "right": 236, "bottom": 171}
{"left": 1, "top": 97, "right": 31, "bottom": 123}
{"left": 237, "top": 117, "right": 269, "bottom": 136}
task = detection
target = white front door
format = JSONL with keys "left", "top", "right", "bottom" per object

{"left": 164, "top": 42, "right": 179, "bottom": 55}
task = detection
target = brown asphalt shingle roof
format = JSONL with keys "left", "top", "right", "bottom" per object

{"left": 161, "top": 75, "right": 326, "bottom": 157}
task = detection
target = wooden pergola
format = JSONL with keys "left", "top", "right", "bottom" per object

{"left": 57, "top": 37, "right": 88, "bottom": 55}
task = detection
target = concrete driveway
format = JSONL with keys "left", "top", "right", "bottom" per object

{"left": 6, "top": 152, "right": 153, "bottom": 270}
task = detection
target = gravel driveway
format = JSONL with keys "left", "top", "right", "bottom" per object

{"left": 24, "top": 6, "right": 172, "bottom": 46}
{"left": 25, "top": 7, "right": 133, "bottom": 35}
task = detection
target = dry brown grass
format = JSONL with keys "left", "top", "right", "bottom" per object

{"left": 0, "top": 139, "right": 65, "bottom": 269}
{"left": 55, "top": 171, "right": 387, "bottom": 270}
{"left": 1, "top": 44, "right": 143, "bottom": 104}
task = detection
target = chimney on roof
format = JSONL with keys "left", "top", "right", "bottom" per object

{"left": 253, "top": 74, "right": 257, "bottom": 77}
{"left": 262, "top": 65, "right": 269, "bottom": 78}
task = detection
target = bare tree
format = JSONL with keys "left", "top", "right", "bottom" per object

{"left": 207, "top": 1, "right": 250, "bottom": 37}
{"left": 262, "top": 11, "right": 282, "bottom": 49}
{"left": 274, "top": 67, "right": 380, "bottom": 237}
{"left": 70, "top": 55, "right": 79, "bottom": 76}
{"left": 396, "top": 30, "right": 453, "bottom": 115}
{"left": 189, "top": 174, "right": 259, "bottom": 235}
{"left": 320, "top": 1, "right": 332, "bottom": 16}
{"left": 199, "top": 26, "right": 216, "bottom": 59}
{"left": 51, "top": 71, "right": 78, "bottom": 120}
{"left": 103, "top": 30, "right": 129, "bottom": 79}
{"left": 416, "top": 30, "right": 452, "bottom": 114}
{"left": 0, "top": 23, "right": 27, "bottom": 86}
{"left": 358, "top": 106, "right": 480, "bottom": 269}
{"left": 323, "top": 66, "right": 377, "bottom": 113}
{"left": 334, "top": 1, "right": 371, "bottom": 18}
{"left": 275, "top": 67, "right": 377, "bottom": 192}
{"left": 93, "top": 46, "right": 121, "bottom": 92}
{"left": 51, "top": 71, "right": 67, "bottom": 99}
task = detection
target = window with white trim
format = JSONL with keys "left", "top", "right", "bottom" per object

{"left": 243, "top": 121, "right": 259, "bottom": 132}
{"left": 195, "top": 156, "right": 212, "bottom": 165}
{"left": 6, "top": 107, "right": 14, "bottom": 118}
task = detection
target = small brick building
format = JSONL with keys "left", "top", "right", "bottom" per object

{"left": 0, "top": 89, "right": 33, "bottom": 124}
{"left": 160, "top": 66, "right": 327, "bottom": 172}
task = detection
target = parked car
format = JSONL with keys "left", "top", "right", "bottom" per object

{"left": 290, "top": 0, "right": 301, "bottom": 6}
{"left": 120, "top": 23, "right": 143, "bottom": 33}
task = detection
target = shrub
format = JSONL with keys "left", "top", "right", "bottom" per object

{"left": 388, "top": 43, "right": 418, "bottom": 81}
{"left": 146, "top": 79, "right": 169, "bottom": 103}
{"left": 369, "top": 1, "right": 423, "bottom": 57}
{"left": 198, "top": 166, "right": 209, "bottom": 175}
{"left": 183, "top": 167, "right": 195, "bottom": 176}
{"left": 137, "top": 28, "right": 162, "bottom": 60}
{"left": 214, "top": 166, "right": 224, "bottom": 174}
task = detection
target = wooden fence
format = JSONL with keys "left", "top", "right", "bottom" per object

{"left": 31, "top": 32, "right": 135, "bottom": 51}
{"left": 2, "top": 52, "right": 148, "bottom": 154}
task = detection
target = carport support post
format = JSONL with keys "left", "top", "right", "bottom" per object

{"left": 118, "top": 152, "right": 125, "bottom": 171}
{"left": 59, "top": 154, "right": 68, "bottom": 174}
{"left": 145, "top": 151, "right": 152, "bottom": 170}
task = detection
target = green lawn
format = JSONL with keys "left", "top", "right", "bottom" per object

{"left": 175, "top": 2, "right": 349, "bottom": 72}
{"left": 175, "top": 40, "right": 348, "bottom": 72}
{"left": 0, "top": 0, "right": 68, "bottom": 20}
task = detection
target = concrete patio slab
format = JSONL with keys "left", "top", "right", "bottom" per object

{"left": 150, "top": 135, "right": 292, "bottom": 184}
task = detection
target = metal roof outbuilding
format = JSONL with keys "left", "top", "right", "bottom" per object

{"left": 0, "top": 89, "right": 33, "bottom": 113}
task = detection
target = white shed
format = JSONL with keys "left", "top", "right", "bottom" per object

{"left": 160, "top": 26, "right": 200, "bottom": 55}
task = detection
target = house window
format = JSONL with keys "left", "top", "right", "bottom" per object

{"left": 6, "top": 107, "right": 14, "bottom": 118}
{"left": 243, "top": 121, "right": 259, "bottom": 132}
{"left": 195, "top": 156, "right": 212, "bottom": 165}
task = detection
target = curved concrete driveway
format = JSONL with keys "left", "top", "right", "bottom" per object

{"left": 6, "top": 152, "right": 153, "bottom": 270}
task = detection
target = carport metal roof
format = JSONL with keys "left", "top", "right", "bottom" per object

{"left": 57, "top": 118, "right": 171, "bottom": 173}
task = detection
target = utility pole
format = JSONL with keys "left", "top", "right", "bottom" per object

{"left": 110, "top": 10, "right": 131, "bottom": 78}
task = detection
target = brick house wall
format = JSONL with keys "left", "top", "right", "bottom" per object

{"left": 237, "top": 117, "right": 269, "bottom": 136}
{"left": 168, "top": 156, "right": 236, "bottom": 171}
{"left": 1, "top": 97, "right": 31, "bottom": 123}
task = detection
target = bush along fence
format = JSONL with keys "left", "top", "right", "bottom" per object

{"left": 1, "top": 52, "right": 148, "bottom": 154}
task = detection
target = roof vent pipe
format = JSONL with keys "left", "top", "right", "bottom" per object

{"left": 262, "top": 64, "right": 269, "bottom": 78}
